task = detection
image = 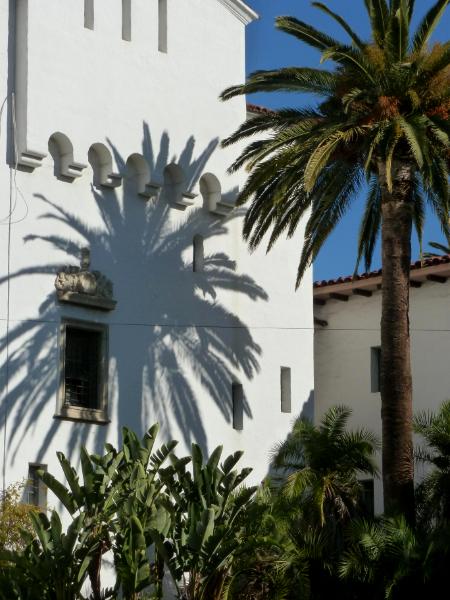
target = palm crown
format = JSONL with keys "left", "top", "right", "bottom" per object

{"left": 221, "top": 0, "right": 450, "bottom": 284}
{"left": 272, "top": 406, "right": 379, "bottom": 527}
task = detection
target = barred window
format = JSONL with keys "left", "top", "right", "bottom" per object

{"left": 65, "top": 327, "right": 101, "bottom": 408}
{"left": 57, "top": 320, "right": 108, "bottom": 423}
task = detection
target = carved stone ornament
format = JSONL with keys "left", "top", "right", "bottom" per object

{"left": 55, "top": 248, "right": 116, "bottom": 311}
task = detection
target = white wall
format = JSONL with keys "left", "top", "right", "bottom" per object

{"left": 0, "top": 0, "right": 314, "bottom": 501}
{"left": 314, "top": 281, "right": 450, "bottom": 513}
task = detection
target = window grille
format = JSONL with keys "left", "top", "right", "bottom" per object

{"left": 57, "top": 320, "right": 108, "bottom": 423}
{"left": 65, "top": 327, "right": 102, "bottom": 409}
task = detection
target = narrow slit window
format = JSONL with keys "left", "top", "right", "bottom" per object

{"left": 360, "top": 479, "right": 375, "bottom": 517}
{"left": 280, "top": 367, "right": 292, "bottom": 413}
{"left": 193, "top": 235, "right": 204, "bottom": 273}
{"left": 232, "top": 383, "right": 244, "bottom": 431}
{"left": 122, "top": 0, "right": 132, "bottom": 41}
{"left": 370, "top": 347, "right": 381, "bottom": 393}
{"left": 27, "top": 464, "right": 47, "bottom": 509}
{"left": 158, "top": 0, "right": 168, "bottom": 53}
{"left": 84, "top": 0, "right": 94, "bottom": 30}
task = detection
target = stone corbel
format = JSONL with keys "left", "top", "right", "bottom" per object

{"left": 178, "top": 191, "right": 198, "bottom": 208}
{"left": 60, "top": 158, "right": 88, "bottom": 180}
{"left": 210, "top": 199, "right": 235, "bottom": 217}
{"left": 16, "top": 148, "right": 47, "bottom": 170}
{"left": 99, "top": 172, "right": 122, "bottom": 189}
{"left": 138, "top": 182, "right": 162, "bottom": 201}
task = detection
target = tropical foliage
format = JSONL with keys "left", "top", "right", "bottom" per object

{"left": 3, "top": 401, "right": 450, "bottom": 598}
{"left": 221, "top": 0, "right": 450, "bottom": 520}
{"left": 0, "top": 425, "right": 256, "bottom": 600}
{"left": 0, "top": 482, "right": 38, "bottom": 552}
{"left": 272, "top": 406, "right": 378, "bottom": 526}
{"left": 414, "top": 400, "right": 450, "bottom": 526}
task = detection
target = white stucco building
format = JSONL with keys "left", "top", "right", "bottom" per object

{"left": 314, "top": 255, "right": 450, "bottom": 513}
{"left": 0, "top": 0, "right": 314, "bottom": 502}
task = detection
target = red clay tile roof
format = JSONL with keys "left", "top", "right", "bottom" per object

{"left": 314, "top": 255, "right": 450, "bottom": 289}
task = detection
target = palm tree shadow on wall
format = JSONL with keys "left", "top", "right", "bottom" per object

{"left": 0, "top": 124, "right": 268, "bottom": 464}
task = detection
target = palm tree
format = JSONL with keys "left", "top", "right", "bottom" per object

{"left": 272, "top": 406, "right": 379, "bottom": 528}
{"left": 221, "top": 0, "right": 450, "bottom": 520}
{"left": 270, "top": 406, "right": 378, "bottom": 599}
{"left": 414, "top": 400, "right": 450, "bottom": 526}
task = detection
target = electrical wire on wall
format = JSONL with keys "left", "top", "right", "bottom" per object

{"left": 1, "top": 91, "right": 25, "bottom": 494}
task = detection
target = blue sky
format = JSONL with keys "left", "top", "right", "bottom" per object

{"left": 244, "top": 1, "right": 449, "bottom": 281}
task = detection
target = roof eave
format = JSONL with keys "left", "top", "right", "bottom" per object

{"left": 314, "top": 260, "right": 450, "bottom": 302}
{"left": 217, "top": 0, "right": 259, "bottom": 24}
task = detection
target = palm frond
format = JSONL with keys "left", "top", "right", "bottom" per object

{"left": 312, "top": 3, "right": 366, "bottom": 50}
{"left": 355, "top": 177, "right": 381, "bottom": 273}
{"left": 363, "top": 0, "right": 389, "bottom": 46}
{"left": 413, "top": 0, "right": 450, "bottom": 54}
{"left": 297, "top": 163, "right": 363, "bottom": 286}
{"left": 220, "top": 68, "right": 337, "bottom": 101}
{"left": 275, "top": 16, "right": 346, "bottom": 52}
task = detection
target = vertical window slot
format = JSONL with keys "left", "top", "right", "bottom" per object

{"left": 360, "top": 479, "right": 375, "bottom": 517}
{"left": 370, "top": 347, "right": 381, "bottom": 393}
{"left": 193, "top": 235, "right": 204, "bottom": 273}
{"left": 122, "top": 0, "right": 132, "bottom": 41}
{"left": 158, "top": 0, "right": 168, "bottom": 53}
{"left": 280, "top": 367, "right": 292, "bottom": 413}
{"left": 27, "top": 464, "right": 47, "bottom": 508}
{"left": 84, "top": 0, "right": 94, "bottom": 30}
{"left": 232, "top": 383, "right": 244, "bottom": 431}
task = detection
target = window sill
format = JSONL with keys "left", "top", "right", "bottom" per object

{"left": 55, "top": 406, "right": 110, "bottom": 424}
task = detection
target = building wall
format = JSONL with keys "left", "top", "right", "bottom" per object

{"left": 0, "top": 0, "right": 314, "bottom": 501}
{"left": 314, "top": 280, "right": 450, "bottom": 513}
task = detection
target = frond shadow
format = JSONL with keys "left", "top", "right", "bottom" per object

{"left": 0, "top": 124, "right": 268, "bottom": 463}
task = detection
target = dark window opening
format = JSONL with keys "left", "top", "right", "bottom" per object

{"left": 65, "top": 327, "right": 102, "bottom": 409}
{"left": 360, "top": 479, "right": 375, "bottom": 517}
{"left": 371, "top": 347, "right": 381, "bottom": 393}
{"left": 232, "top": 383, "right": 244, "bottom": 431}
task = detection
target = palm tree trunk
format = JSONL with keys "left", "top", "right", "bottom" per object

{"left": 378, "top": 159, "right": 415, "bottom": 523}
